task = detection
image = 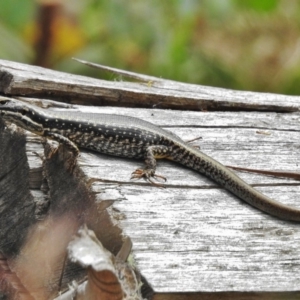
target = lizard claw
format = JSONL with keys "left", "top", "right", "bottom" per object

{"left": 131, "top": 169, "right": 167, "bottom": 186}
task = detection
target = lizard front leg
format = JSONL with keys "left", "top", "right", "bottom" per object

{"left": 44, "top": 130, "right": 80, "bottom": 170}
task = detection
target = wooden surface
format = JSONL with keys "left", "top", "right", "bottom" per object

{"left": 0, "top": 58, "right": 299, "bottom": 112}
{"left": 20, "top": 104, "right": 300, "bottom": 296}
{"left": 78, "top": 106, "right": 300, "bottom": 294}
{"left": 1, "top": 60, "right": 300, "bottom": 299}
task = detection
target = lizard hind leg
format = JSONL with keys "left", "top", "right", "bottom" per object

{"left": 130, "top": 145, "right": 170, "bottom": 186}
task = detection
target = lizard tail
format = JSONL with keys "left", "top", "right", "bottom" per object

{"left": 172, "top": 144, "right": 300, "bottom": 221}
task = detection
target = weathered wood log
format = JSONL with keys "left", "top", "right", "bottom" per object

{"left": 0, "top": 58, "right": 299, "bottom": 111}
{"left": 1, "top": 60, "right": 300, "bottom": 299}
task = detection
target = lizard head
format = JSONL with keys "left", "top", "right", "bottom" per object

{"left": 0, "top": 98, "right": 44, "bottom": 134}
{"left": 0, "top": 98, "right": 30, "bottom": 114}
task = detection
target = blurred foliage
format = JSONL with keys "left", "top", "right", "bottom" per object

{"left": 1, "top": 0, "right": 300, "bottom": 95}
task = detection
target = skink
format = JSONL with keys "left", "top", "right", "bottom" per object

{"left": 0, "top": 98, "right": 299, "bottom": 221}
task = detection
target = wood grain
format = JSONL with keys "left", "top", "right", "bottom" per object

{"left": 1, "top": 59, "right": 300, "bottom": 298}
{"left": 0, "top": 59, "right": 299, "bottom": 112}
{"left": 32, "top": 104, "right": 300, "bottom": 294}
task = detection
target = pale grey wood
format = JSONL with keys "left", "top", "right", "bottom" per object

{"left": 0, "top": 59, "right": 299, "bottom": 112}
{"left": 74, "top": 58, "right": 300, "bottom": 112}
{"left": 71, "top": 106, "right": 300, "bottom": 294}
{"left": 0, "top": 57, "right": 300, "bottom": 297}
{"left": 2, "top": 94, "right": 300, "bottom": 295}
{"left": 17, "top": 102, "right": 300, "bottom": 294}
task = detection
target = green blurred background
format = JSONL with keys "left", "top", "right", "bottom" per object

{"left": 1, "top": 0, "right": 300, "bottom": 95}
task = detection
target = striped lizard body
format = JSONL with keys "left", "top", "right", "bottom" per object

{"left": 0, "top": 98, "right": 299, "bottom": 221}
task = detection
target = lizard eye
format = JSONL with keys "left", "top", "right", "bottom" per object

{"left": 0, "top": 100, "right": 9, "bottom": 106}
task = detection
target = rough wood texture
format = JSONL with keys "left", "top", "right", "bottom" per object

{"left": 0, "top": 122, "right": 126, "bottom": 299}
{"left": 0, "top": 58, "right": 299, "bottom": 112}
{"left": 0, "top": 119, "right": 36, "bottom": 256}
{"left": 77, "top": 106, "right": 300, "bottom": 296}
{"left": 1, "top": 60, "right": 300, "bottom": 299}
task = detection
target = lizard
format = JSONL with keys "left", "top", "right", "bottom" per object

{"left": 0, "top": 98, "right": 300, "bottom": 221}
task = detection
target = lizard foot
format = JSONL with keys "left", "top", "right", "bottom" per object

{"left": 131, "top": 169, "right": 167, "bottom": 186}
